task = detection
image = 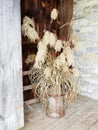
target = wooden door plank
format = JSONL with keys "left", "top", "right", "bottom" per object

{"left": 0, "top": 0, "right": 24, "bottom": 129}
{"left": 24, "top": 98, "right": 39, "bottom": 105}
{"left": 60, "top": 0, "right": 73, "bottom": 41}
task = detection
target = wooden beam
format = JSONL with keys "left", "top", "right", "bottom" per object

{"left": 60, "top": 0, "right": 73, "bottom": 41}
{"left": 24, "top": 98, "right": 39, "bottom": 105}
{"left": 22, "top": 70, "right": 32, "bottom": 76}
{"left": 23, "top": 85, "right": 33, "bottom": 91}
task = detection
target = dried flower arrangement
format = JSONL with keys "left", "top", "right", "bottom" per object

{"left": 29, "top": 31, "right": 79, "bottom": 108}
{"left": 22, "top": 7, "right": 79, "bottom": 118}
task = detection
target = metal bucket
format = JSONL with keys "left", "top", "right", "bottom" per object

{"left": 46, "top": 95, "right": 65, "bottom": 119}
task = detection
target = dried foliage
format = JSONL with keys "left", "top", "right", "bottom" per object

{"left": 29, "top": 30, "right": 79, "bottom": 109}
{"left": 22, "top": 9, "right": 79, "bottom": 109}
{"left": 22, "top": 16, "right": 40, "bottom": 42}
{"left": 25, "top": 54, "right": 36, "bottom": 64}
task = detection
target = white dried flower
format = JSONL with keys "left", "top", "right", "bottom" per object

{"left": 22, "top": 16, "right": 40, "bottom": 42}
{"left": 43, "top": 31, "right": 50, "bottom": 46}
{"left": 63, "top": 47, "right": 74, "bottom": 66}
{"left": 22, "top": 23, "right": 29, "bottom": 36}
{"left": 54, "top": 53, "right": 67, "bottom": 69}
{"left": 44, "top": 67, "right": 51, "bottom": 78}
{"left": 51, "top": 8, "right": 58, "bottom": 20}
{"left": 26, "top": 27, "right": 39, "bottom": 42}
{"left": 42, "top": 31, "right": 57, "bottom": 47}
{"left": 63, "top": 65, "right": 68, "bottom": 72}
{"left": 36, "top": 46, "right": 47, "bottom": 62}
{"left": 58, "top": 53, "right": 66, "bottom": 65}
{"left": 34, "top": 41, "right": 47, "bottom": 68}
{"left": 63, "top": 46, "right": 71, "bottom": 55}
{"left": 54, "top": 58, "right": 60, "bottom": 69}
{"left": 37, "top": 41, "right": 47, "bottom": 51}
{"left": 38, "top": 42, "right": 47, "bottom": 58}
{"left": 71, "top": 68, "right": 79, "bottom": 77}
{"left": 34, "top": 51, "right": 46, "bottom": 68}
{"left": 23, "top": 16, "right": 35, "bottom": 28}
{"left": 49, "top": 32, "right": 57, "bottom": 47}
{"left": 55, "top": 40, "right": 63, "bottom": 52}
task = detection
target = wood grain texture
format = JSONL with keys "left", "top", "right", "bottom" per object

{"left": 60, "top": 0, "right": 73, "bottom": 41}
{"left": 21, "top": 0, "right": 73, "bottom": 44}
{"left": 24, "top": 98, "right": 39, "bottom": 105}
{"left": 0, "top": 0, "right": 24, "bottom": 130}
{"left": 20, "top": 96, "right": 98, "bottom": 130}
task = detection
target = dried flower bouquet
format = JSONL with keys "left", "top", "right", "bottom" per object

{"left": 29, "top": 30, "right": 79, "bottom": 109}
{"left": 22, "top": 8, "right": 79, "bottom": 113}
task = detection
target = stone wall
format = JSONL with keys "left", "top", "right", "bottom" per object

{"left": 73, "top": 0, "right": 98, "bottom": 99}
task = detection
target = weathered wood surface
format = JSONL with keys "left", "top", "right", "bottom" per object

{"left": 0, "top": 0, "right": 24, "bottom": 130}
{"left": 23, "top": 85, "right": 32, "bottom": 91}
{"left": 20, "top": 96, "right": 98, "bottom": 130}
{"left": 22, "top": 71, "right": 32, "bottom": 76}
{"left": 21, "top": 0, "right": 73, "bottom": 46}
{"left": 60, "top": 0, "right": 73, "bottom": 41}
{"left": 24, "top": 98, "right": 39, "bottom": 105}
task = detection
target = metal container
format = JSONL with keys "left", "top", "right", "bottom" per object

{"left": 46, "top": 95, "right": 65, "bottom": 119}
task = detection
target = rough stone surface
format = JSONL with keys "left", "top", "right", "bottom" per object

{"left": 73, "top": 0, "right": 98, "bottom": 100}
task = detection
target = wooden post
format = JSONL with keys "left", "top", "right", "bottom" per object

{"left": 0, "top": 0, "right": 24, "bottom": 130}
{"left": 60, "top": 0, "right": 73, "bottom": 41}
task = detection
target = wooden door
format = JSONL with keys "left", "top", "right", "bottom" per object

{"left": 0, "top": 0, "right": 24, "bottom": 130}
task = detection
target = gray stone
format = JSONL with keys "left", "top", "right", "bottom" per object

{"left": 74, "top": 0, "right": 98, "bottom": 100}
{"left": 86, "top": 47, "right": 98, "bottom": 53}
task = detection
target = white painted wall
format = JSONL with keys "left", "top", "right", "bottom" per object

{"left": 73, "top": 0, "right": 98, "bottom": 100}
{"left": 0, "top": 0, "right": 24, "bottom": 129}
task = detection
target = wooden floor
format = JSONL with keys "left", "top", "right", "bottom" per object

{"left": 20, "top": 96, "right": 98, "bottom": 130}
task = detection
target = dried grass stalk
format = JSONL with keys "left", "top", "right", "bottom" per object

{"left": 22, "top": 15, "right": 79, "bottom": 110}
